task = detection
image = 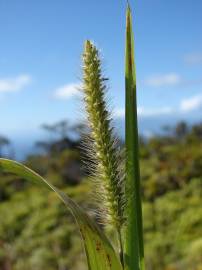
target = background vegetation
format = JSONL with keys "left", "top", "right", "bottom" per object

{"left": 0, "top": 121, "right": 202, "bottom": 270}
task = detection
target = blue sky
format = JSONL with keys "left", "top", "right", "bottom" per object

{"left": 0, "top": 0, "right": 202, "bottom": 141}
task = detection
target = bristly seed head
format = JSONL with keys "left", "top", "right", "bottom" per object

{"left": 82, "top": 40, "right": 125, "bottom": 230}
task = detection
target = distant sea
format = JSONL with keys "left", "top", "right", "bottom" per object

{"left": 2, "top": 114, "right": 201, "bottom": 161}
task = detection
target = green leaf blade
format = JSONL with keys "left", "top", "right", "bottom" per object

{"left": 124, "top": 5, "right": 145, "bottom": 270}
{"left": 0, "top": 158, "right": 122, "bottom": 270}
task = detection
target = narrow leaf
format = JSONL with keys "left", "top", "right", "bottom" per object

{"left": 0, "top": 158, "right": 122, "bottom": 270}
{"left": 124, "top": 5, "right": 145, "bottom": 270}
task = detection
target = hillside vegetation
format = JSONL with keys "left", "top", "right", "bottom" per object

{"left": 0, "top": 121, "right": 202, "bottom": 270}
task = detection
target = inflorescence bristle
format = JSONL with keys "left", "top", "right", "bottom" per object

{"left": 82, "top": 40, "right": 125, "bottom": 231}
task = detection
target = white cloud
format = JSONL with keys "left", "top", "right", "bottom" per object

{"left": 114, "top": 93, "right": 202, "bottom": 119}
{"left": 180, "top": 94, "right": 202, "bottom": 112}
{"left": 184, "top": 52, "right": 202, "bottom": 65}
{"left": 114, "top": 106, "right": 173, "bottom": 118}
{"left": 0, "top": 74, "right": 32, "bottom": 93}
{"left": 54, "top": 83, "right": 81, "bottom": 99}
{"left": 144, "top": 73, "right": 182, "bottom": 87}
{"left": 138, "top": 106, "right": 173, "bottom": 116}
{"left": 113, "top": 108, "right": 125, "bottom": 118}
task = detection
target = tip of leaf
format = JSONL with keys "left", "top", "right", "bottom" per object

{"left": 126, "top": 2, "right": 132, "bottom": 24}
{"left": 126, "top": 1, "right": 131, "bottom": 11}
{"left": 84, "top": 40, "right": 91, "bottom": 51}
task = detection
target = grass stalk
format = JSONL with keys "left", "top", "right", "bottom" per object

{"left": 124, "top": 5, "right": 145, "bottom": 270}
{"left": 82, "top": 41, "right": 125, "bottom": 257}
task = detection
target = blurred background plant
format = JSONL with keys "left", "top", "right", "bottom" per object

{"left": 0, "top": 121, "right": 202, "bottom": 270}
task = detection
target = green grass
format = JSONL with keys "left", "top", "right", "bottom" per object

{"left": 124, "top": 5, "right": 145, "bottom": 270}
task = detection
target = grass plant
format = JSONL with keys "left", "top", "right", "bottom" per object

{"left": 0, "top": 4, "right": 144, "bottom": 270}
